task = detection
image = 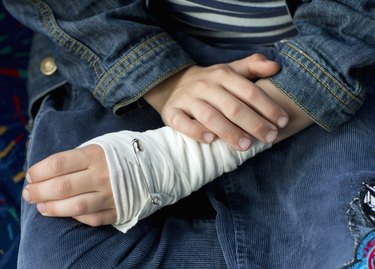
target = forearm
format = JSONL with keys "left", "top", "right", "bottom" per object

{"left": 22, "top": 75, "right": 314, "bottom": 233}
{"left": 84, "top": 79, "right": 312, "bottom": 233}
{"left": 256, "top": 79, "right": 314, "bottom": 143}
{"left": 269, "top": 0, "right": 375, "bottom": 131}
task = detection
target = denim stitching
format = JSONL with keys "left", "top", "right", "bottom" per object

{"left": 268, "top": 78, "right": 332, "bottom": 131}
{"left": 36, "top": 3, "right": 103, "bottom": 78}
{"left": 94, "top": 32, "right": 170, "bottom": 95}
{"left": 32, "top": 0, "right": 104, "bottom": 79}
{"left": 113, "top": 61, "right": 194, "bottom": 112}
{"left": 281, "top": 51, "right": 357, "bottom": 114}
{"left": 287, "top": 43, "right": 363, "bottom": 104}
{"left": 99, "top": 40, "right": 174, "bottom": 98}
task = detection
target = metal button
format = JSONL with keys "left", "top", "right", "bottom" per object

{"left": 40, "top": 56, "right": 57, "bottom": 76}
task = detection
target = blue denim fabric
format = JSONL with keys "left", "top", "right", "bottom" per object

{"left": 19, "top": 84, "right": 228, "bottom": 269}
{"left": 3, "top": 0, "right": 375, "bottom": 129}
{"left": 3, "top": 0, "right": 375, "bottom": 268}
{"left": 17, "top": 66, "right": 375, "bottom": 268}
{"left": 3, "top": 0, "right": 195, "bottom": 114}
{"left": 269, "top": 0, "right": 375, "bottom": 131}
{"left": 13, "top": 32, "right": 375, "bottom": 269}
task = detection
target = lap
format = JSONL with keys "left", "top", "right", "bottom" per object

{"left": 19, "top": 84, "right": 375, "bottom": 268}
{"left": 19, "top": 85, "right": 226, "bottom": 269}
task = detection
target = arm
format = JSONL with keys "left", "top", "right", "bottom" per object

{"left": 3, "top": 0, "right": 289, "bottom": 147}
{"left": 22, "top": 74, "right": 313, "bottom": 232}
{"left": 268, "top": 0, "right": 375, "bottom": 131}
{"left": 143, "top": 0, "right": 375, "bottom": 152}
{"left": 20, "top": 0, "right": 374, "bottom": 229}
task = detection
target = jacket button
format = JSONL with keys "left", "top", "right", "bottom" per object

{"left": 40, "top": 56, "right": 57, "bottom": 76}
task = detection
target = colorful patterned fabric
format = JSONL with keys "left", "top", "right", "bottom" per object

{"left": 0, "top": 3, "right": 32, "bottom": 268}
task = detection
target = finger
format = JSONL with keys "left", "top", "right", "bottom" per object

{"left": 228, "top": 53, "right": 280, "bottom": 79}
{"left": 23, "top": 169, "right": 104, "bottom": 204}
{"left": 187, "top": 99, "right": 253, "bottom": 151}
{"left": 37, "top": 192, "right": 115, "bottom": 217}
{"left": 164, "top": 107, "right": 216, "bottom": 144}
{"left": 28, "top": 148, "right": 89, "bottom": 183}
{"left": 190, "top": 79, "right": 278, "bottom": 144}
{"left": 220, "top": 74, "right": 289, "bottom": 129}
{"left": 73, "top": 209, "right": 117, "bottom": 227}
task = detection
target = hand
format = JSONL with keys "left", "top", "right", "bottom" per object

{"left": 22, "top": 145, "right": 117, "bottom": 227}
{"left": 144, "top": 54, "right": 289, "bottom": 150}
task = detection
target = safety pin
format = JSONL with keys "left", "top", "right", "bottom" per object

{"left": 132, "top": 138, "right": 160, "bottom": 205}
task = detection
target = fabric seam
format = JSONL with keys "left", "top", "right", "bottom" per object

{"left": 281, "top": 50, "right": 357, "bottom": 113}
{"left": 287, "top": 42, "right": 362, "bottom": 104}
{"left": 32, "top": 0, "right": 104, "bottom": 78}
{"left": 99, "top": 39, "right": 174, "bottom": 99}
{"left": 268, "top": 78, "right": 332, "bottom": 131}
{"left": 94, "top": 32, "right": 170, "bottom": 95}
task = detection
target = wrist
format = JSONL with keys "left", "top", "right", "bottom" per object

{"left": 143, "top": 65, "right": 196, "bottom": 113}
{"left": 256, "top": 79, "right": 313, "bottom": 142}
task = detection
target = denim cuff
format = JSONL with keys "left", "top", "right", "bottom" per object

{"left": 92, "top": 33, "right": 195, "bottom": 115}
{"left": 268, "top": 41, "right": 364, "bottom": 131}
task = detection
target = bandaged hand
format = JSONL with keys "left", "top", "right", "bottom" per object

{"left": 23, "top": 127, "right": 270, "bottom": 233}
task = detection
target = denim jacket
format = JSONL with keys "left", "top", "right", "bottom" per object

{"left": 3, "top": 0, "right": 375, "bottom": 131}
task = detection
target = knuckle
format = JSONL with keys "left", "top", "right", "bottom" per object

{"left": 97, "top": 171, "right": 110, "bottom": 186}
{"left": 192, "top": 79, "right": 210, "bottom": 90}
{"left": 244, "top": 87, "right": 258, "bottom": 101}
{"left": 44, "top": 203, "right": 55, "bottom": 215}
{"left": 73, "top": 201, "right": 88, "bottom": 215}
{"left": 199, "top": 109, "right": 216, "bottom": 125}
{"left": 81, "top": 146, "right": 100, "bottom": 163}
{"left": 250, "top": 120, "right": 269, "bottom": 135}
{"left": 178, "top": 91, "right": 192, "bottom": 100}
{"left": 54, "top": 180, "right": 72, "bottom": 197}
{"left": 24, "top": 185, "right": 36, "bottom": 202}
{"left": 226, "top": 102, "right": 245, "bottom": 119}
{"left": 168, "top": 112, "right": 184, "bottom": 129}
{"left": 211, "top": 66, "right": 231, "bottom": 78}
{"left": 251, "top": 53, "right": 265, "bottom": 61}
{"left": 87, "top": 217, "right": 103, "bottom": 227}
{"left": 49, "top": 154, "right": 66, "bottom": 174}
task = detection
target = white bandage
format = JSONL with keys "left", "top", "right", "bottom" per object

{"left": 80, "top": 126, "right": 270, "bottom": 233}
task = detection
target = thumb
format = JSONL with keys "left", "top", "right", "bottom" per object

{"left": 228, "top": 53, "right": 280, "bottom": 80}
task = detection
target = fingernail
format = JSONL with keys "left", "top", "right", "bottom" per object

{"left": 37, "top": 203, "right": 46, "bottom": 214}
{"left": 203, "top": 132, "right": 215, "bottom": 143}
{"left": 277, "top": 116, "right": 289, "bottom": 128}
{"left": 22, "top": 188, "right": 31, "bottom": 203}
{"left": 26, "top": 172, "right": 32, "bottom": 183}
{"left": 239, "top": 137, "right": 251, "bottom": 150}
{"left": 265, "top": 130, "right": 278, "bottom": 143}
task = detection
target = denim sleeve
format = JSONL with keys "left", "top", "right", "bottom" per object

{"left": 3, "top": 0, "right": 195, "bottom": 113}
{"left": 269, "top": 0, "right": 375, "bottom": 131}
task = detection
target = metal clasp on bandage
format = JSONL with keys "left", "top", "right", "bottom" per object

{"left": 132, "top": 138, "right": 161, "bottom": 206}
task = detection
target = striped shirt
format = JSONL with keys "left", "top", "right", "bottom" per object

{"left": 156, "top": 0, "right": 298, "bottom": 48}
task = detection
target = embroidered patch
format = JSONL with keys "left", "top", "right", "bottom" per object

{"left": 361, "top": 183, "right": 375, "bottom": 225}
{"left": 345, "top": 229, "right": 375, "bottom": 269}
